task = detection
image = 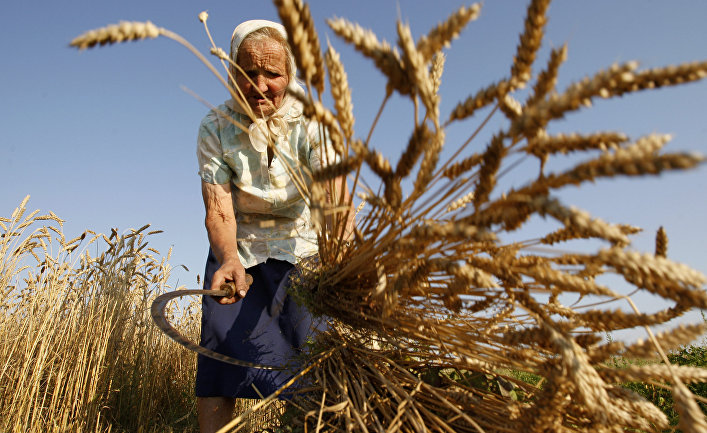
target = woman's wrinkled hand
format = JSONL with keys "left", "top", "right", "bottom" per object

{"left": 211, "top": 259, "right": 250, "bottom": 304}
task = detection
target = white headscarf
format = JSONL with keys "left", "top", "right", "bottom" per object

{"left": 227, "top": 19, "right": 305, "bottom": 153}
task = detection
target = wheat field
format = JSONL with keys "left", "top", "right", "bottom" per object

{"left": 0, "top": 197, "right": 288, "bottom": 432}
{"left": 7, "top": 0, "right": 705, "bottom": 431}
{"left": 0, "top": 196, "right": 198, "bottom": 431}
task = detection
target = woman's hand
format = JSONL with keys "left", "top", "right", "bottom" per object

{"left": 211, "top": 258, "right": 250, "bottom": 304}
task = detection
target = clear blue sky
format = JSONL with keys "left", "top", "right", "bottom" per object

{"left": 2, "top": 1, "right": 706, "bottom": 340}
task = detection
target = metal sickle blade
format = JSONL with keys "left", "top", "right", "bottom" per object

{"left": 150, "top": 274, "right": 283, "bottom": 371}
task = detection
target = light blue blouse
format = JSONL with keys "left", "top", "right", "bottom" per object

{"left": 197, "top": 99, "right": 334, "bottom": 268}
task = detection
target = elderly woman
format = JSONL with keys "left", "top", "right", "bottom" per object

{"left": 195, "top": 20, "right": 350, "bottom": 432}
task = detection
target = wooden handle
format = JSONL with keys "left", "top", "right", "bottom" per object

{"left": 219, "top": 274, "right": 254, "bottom": 297}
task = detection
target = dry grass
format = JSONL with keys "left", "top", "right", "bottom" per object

{"left": 68, "top": 1, "right": 707, "bottom": 432}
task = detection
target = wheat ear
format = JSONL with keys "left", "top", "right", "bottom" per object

{"left": 448, "top": 79, "right": 510, "bottom": 124}
{"left": 301, "top": 100, "right": 345, "bottom": 156}
{"left": 313, "top": 157, "right": 362, "bottom": 183}
{"left": 70, "top": 21, "right": 232, "bottom": 100}
{"left": 274, "top": 0, "right": 325, "bottom": 93}
{"left": 525, "top": 131, "right": 628, "bottom": 159}
{"left": 623, "top": 323, "right": 707, "bottom": 359}
{"left": 327, "top": 17, "right": 411, "bottom": 95}
{"left": 674, "top": 381, "right": 707, "bottom": 433}
{"left": 655, "top": 226, "right": 668, "bottom": 258}
{"left": 473, "top": 133, "right": 506, "bottom": 209}
{"left": 325, "top": 43, "right": 355, "bottom": 141}
{"left": 441, "top": 153, "right": 483, "bottom": 179}
{"left": 397, "top": 21, "right": 437, "bottom": 122}
{"left": 574, "top": 307, "right": 687, "bottom": 332}
{"left": 429, "top": 52, "right": 445, "bottom": 95}
{"left": 69, "top": 21, "right": 160, "bottom": 49}
{"left": 539, "top": 226, "right": 593, "bottom": 245}
{"left": 511, "top": 62, "right": 639, "bottom": 137}
{"left": 395, "top": 123, "right": 432, "bottom": 178}
{"left": 611, "top": 61, "right": 707, "bottom": 95}
{"left": 416, "top": 4, "right": 481, "bottom": 63}
{"left": 510, "top": 0, "right": 551, "bottom": 88}
{"left": 526, "top": 43, "right": 568, "bottom": 106}
{"left": 604, "top": 364, "right": 707, "bottom": 386}
{"left": 299, "top": 2, "right": 325, "bottom": 93}
{"left": 498, "top": 93, "right": 523, "bottom": 120}
{"left": 412, "top": 128, "right": 446, "bottom": 196}
{"left": 598, "top": 247, "right": 707, "bottom": 308}
{"left": 539, "top": 149, "right": 704, "bottom": 191}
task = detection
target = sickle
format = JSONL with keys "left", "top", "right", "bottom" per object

{"left": 150, "top": 274, "right": 284, "bottom": 370}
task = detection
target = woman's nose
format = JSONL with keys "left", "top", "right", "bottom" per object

{"left": 254, "top": 75, "right": 268, "bottom": 92}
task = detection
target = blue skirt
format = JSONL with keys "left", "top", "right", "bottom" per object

{"left": 195, "top": 250, "right": 322, "bottom": 398}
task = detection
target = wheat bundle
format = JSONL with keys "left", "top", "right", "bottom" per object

{"left": 70, "top": 1, "right": 707, "bottom": 431}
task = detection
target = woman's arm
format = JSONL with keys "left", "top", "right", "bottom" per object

{"left": 201, "top": 180, "right": 249, "bottom": 304}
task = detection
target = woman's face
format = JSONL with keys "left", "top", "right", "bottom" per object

{"left": 235, "top": 38, "right": 289, "bottom": 117}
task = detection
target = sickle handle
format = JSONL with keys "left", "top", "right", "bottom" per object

{"left": 219, "top": 273, "right": 254, "bottom": 297}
